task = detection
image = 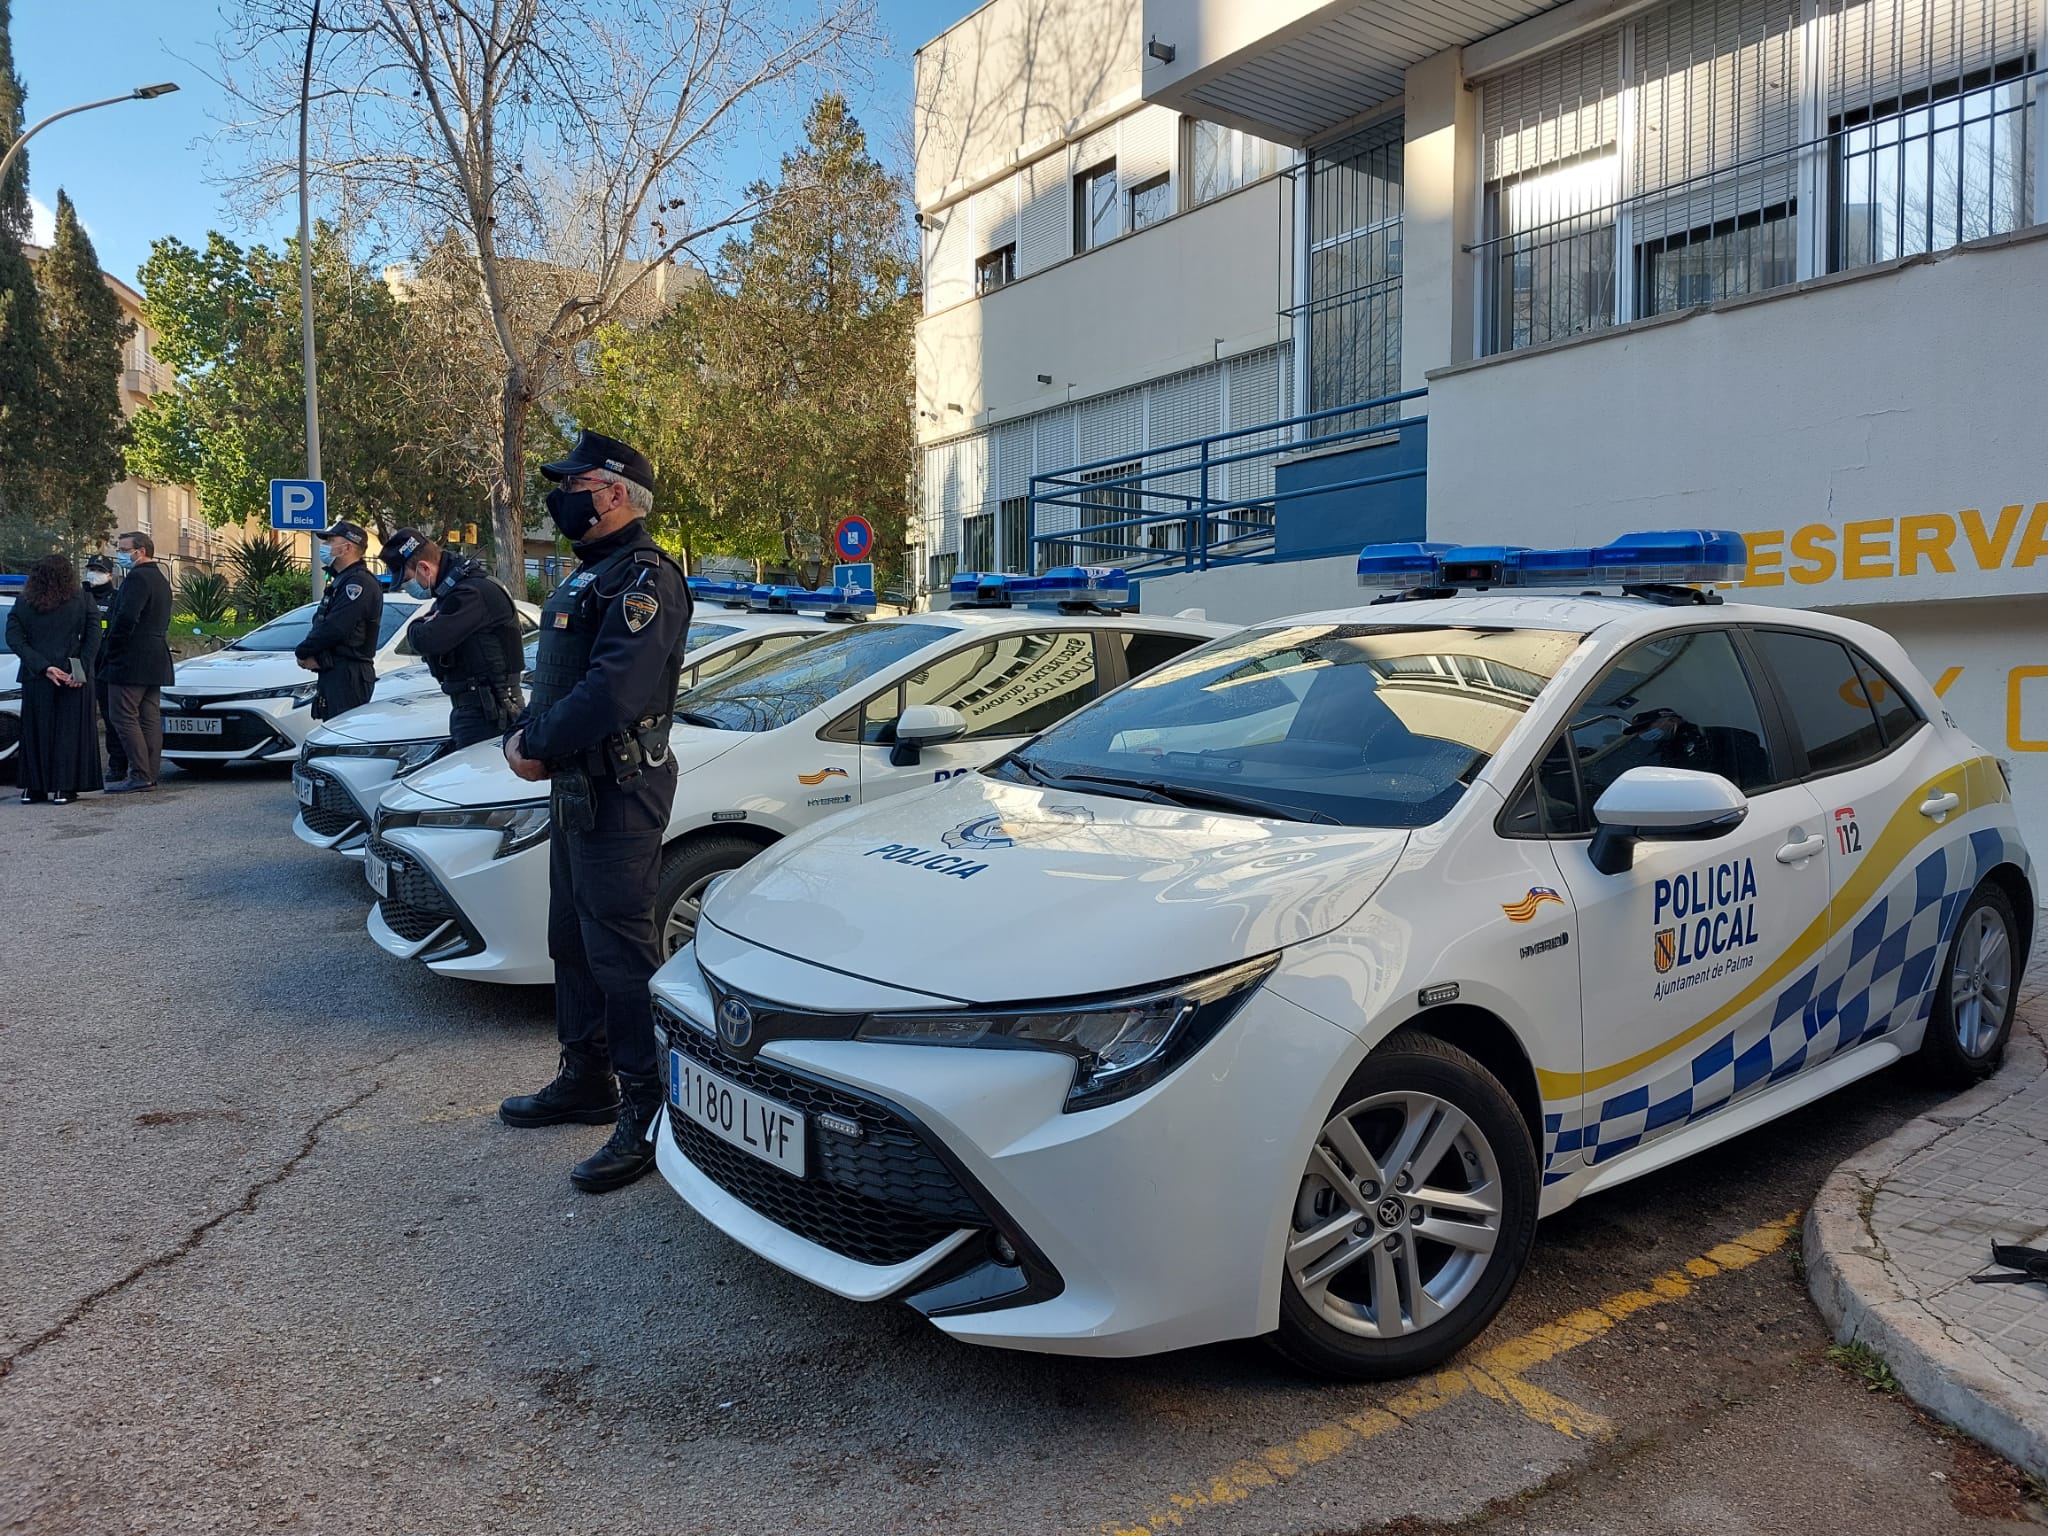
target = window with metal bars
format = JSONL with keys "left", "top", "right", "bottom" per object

{"left": 1476, "top": 0, "right": 2040, "bottom": 354}
{"left": 1301, "top": 119, "right": 1405, "bottom": 435}
{"left": 999, "top": 496, "right": 1031, "bottom": 573}
{"left": 961, "top": 511, "right": 995, "bottom": 572}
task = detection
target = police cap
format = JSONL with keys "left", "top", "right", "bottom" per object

{"left": 318, "top": 520, "right": 370, "bottom": 547}
{"left": 379, "top": 527, "right": 432, "bottom": 580}
{"left": 540, "top": 429, "right": 655, "bottom": 494}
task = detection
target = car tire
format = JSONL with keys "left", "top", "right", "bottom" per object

{"left": 653, "top": 835, "right": 764, "bottom": 960}
{"left": 168, "top": 760, "right": 230, "bottom": 778}
{"left": 1916, "top": 882, "right": 2021, "bottom": 1088}
{"left": 1270, "top": 1028, "right": 1539, "bottom": 1381}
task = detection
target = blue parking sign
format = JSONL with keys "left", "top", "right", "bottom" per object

{"left": 833, "top": 562, "right": 873, "bottom": 591}
{"left": 270, "top": 479, "right": 326, "bottom": 531}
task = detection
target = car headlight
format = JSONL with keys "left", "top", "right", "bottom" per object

{"left": 215, "top": 682, "right": 320, "bottom": 706}
{"left": 304, "top": 739, "right": 449, "bottom": 773}
{"left": 412, "top": 801, "right": 551, "bottom": 858}
{"left": 855, "top": 954, "right": 1277, "bottom": 1111}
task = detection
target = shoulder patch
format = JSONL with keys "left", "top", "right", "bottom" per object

{"left": 622, "top": 591, "right": 660, "bottom": 634}
{"left": 344, "top": 582, "right": 362, "bottom": 600}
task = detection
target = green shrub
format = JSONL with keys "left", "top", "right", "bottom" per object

{"left": 226, "top": 535, "right": 305, "bottom": 621}
{"left": 176, "top": 570, "right": 233, "bottom": 624}
{"left": 248, "top": 569, "right": 309, "bottom": 623}
{"left": 525, "top": 574, "right": 550, "bottom": 603}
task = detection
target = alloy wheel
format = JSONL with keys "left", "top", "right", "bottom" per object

{"left": 1288, "top": 1090, "right": 1504, "bottom": 1339}
{"left": 661, "top": 871, "right": 723, "bottom": 958}
{"left": 1951, "top": 905, "right": 2013, "bottom": 1057}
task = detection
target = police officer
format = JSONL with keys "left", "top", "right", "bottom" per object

{"left": 378, "top": 528, "right": 526, "bottom": 749}
{"left": 497, "top": 430, "right": 692, "bottom": 1193}
{"left": 294, "top": 521, "right": 385, "bottom": 720}
{"left": 83, "top": 555, "right": 125, "bottom": 782}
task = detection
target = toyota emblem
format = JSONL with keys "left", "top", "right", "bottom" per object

{"left": 717, "top": 995, "right": 754, "bottom": 1051}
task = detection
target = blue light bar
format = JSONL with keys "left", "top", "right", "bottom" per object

{"left": 1357, "top": 530, "right": 1748, "bottom": 593}
{"left": 687, "top": 577, "right": 756, "bottom": 608}
{"left": 748, "top": 582, "right": 876, "bottom": 616}
{"left": 949, "top": 565, "right": 1131, "bottom": 609}
{"left": 0, "top": 572, "right": 24, "bottom": 588}
{"left": 1356, "top": 542, "right": 1455, "bottom": 589}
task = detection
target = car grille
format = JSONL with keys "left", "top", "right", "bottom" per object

{"left": 365, "top": 833, "right": 473, "bottom": 950}
{"left": 665, "top": 1019, "right": 988, "bottom": 1267}
{"left": 296, "top": 769, "right": 363, "bottom": 838}
{"left": 162, "top": 708, "right": 286, "bottom": 754}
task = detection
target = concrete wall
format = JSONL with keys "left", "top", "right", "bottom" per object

{"left": 913, "top": 0, "right": 1141, "bottom": 209}
{"left": 914, "top": 173, "right": 1293, "bottom": 441}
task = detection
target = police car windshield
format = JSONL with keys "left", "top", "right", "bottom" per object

{"left": 683, "top": 622, "right": 741, "bottom": 651}
{"left": 231, "top": 600, "right": 417, "bottom": 653}
{"left": 1005, "top": 623, "right": 1584, "bottom": 828}
{"left": 676, "top": 621, "right": 958, "bottom": 732}
{"left": 0, "top": 598, "right": 11, "bottom": 653}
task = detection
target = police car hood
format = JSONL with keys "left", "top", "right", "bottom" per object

{"left": 704, "top": 776, "right": 1410, "bottom": 1003}
{"left": 391, "top": 719, "right": 745, "bottom": 808}
{"left": 312, "top": 684, "right": 454, "bottom": 745}
{"left": 168, "top": 647, "right": 310, "bottom": 694}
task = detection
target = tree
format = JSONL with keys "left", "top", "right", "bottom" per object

{"left": 36, "top": 190, "right": 132, "bottom": 548}
{"left": 0, "top": 0, "right": 54, "bottom": 549}
{"left": 125, "top": 227, "right": 475, "bottom": 533}
{"left": 219, "top": 0, "right": 879, "bottom": 585}
{"left": 562, "top": 95, "right": 914, "bottom": 584}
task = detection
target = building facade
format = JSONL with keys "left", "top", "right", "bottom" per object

{"left": 912, "top": 0, "right": 2048, "bottom": 878}
{"left": 103, "top": 270, "right": 220, "bottom": 578}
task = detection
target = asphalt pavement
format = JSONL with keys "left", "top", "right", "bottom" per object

{"left": 1, "top": 769, "right": 2041, "bottom": 1535}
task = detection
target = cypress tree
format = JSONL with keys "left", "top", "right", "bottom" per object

{"left": 0, "top": 0, "right": 54, "bottom": 534}
{"left": 38, "top": 189, "right": 130, "bottom": 546}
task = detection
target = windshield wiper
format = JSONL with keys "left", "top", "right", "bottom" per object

{"left": 1001, "top": 755, "right": 1061, "bottom": 787}
{"left": 674, "top": 710, "right": 727, "bottom": 730}
{"left": 1041, "top": 770, "right": 1339, "bottom": 825}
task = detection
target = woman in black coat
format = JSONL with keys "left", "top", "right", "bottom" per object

{"left": 5, "top": 554, "right": 104, "bottom": 804}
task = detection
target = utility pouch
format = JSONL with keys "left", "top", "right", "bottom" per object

{"left": 553, "top": 767, "right": 596, "bottom": 835}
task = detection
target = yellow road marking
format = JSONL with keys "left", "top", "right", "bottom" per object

{"left": 1097, "top": 1212, "right": 1798, "bottom": 1536}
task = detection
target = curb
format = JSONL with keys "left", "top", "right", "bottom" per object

{"left": 1804, "top": 1015, "right": 2048, "bottom": 1481}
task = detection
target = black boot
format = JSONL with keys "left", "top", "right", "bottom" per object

{"left": 499, "top": 1050, "right": 620, "bottom": 1128}
{"left": 570, "top": 1071, "right": 664, "bottom": 1193}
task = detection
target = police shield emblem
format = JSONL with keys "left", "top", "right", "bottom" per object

{"left": 1654, "top": 928, "right": 1678, "bottom": 974}
{"left": 622, "top": 591, "right": 659, "bottom": 633}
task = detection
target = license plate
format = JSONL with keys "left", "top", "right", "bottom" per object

{"left": 669, "top": 1050, "right": 805, "bottom": 1177}
{"left": 366, "top": 851, "right": 390, "bottom": 898}
{"left": 294, "top": 772, "right": 316, "bottom": 806}
{"left": 164, "top": 715, "right": 223, "bottom": 735}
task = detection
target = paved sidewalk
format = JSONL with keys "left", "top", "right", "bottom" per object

{"left": 1807, "top": 943, "right": 2048, "bottom": 1480}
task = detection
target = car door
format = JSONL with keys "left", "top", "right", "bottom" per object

{"left": 1741, "top": 627, "right": 1961, "bottom": 1059}
{"left": 852, "top": 629, "right": 1105, "bottom": 802}
{"left": 1544, "top": 626, "right": 1831, "bottom": 1168}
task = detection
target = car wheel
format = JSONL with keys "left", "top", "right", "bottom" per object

{"left": 1271, "top": 1029, "right": 1539, "bottom": 1380}
{"left": 169, "top": 760, "right": 230, "bottom": 778}
{"left": 1916, "top": 882, "right": 2020, "bottom": 1088}
{"left": 653, "top": 835, "right": 762, "bottom": 960}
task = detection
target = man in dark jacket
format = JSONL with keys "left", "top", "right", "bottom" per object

{"left": 102, "top": 531, "right": 175, "bottom": 793}
{"left": 295, "top": 521, "right": 384, "bottom": 720}
{"left": 378, "top": 529, "right": 526, "bottom": 748}
{"left": 83, "top": 554, "right": 126, "bottom": 782}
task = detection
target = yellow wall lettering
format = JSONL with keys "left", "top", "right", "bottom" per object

{"left": 1742, "top": 530, "right": 1785, "bottom": 587}
{"left": 1897, "top": 513, "right": 1957, "bottom": 575}
{"left": 2010, "top": 666, "right": 2048, "bottom": 752}
{"left": 1933, "top": 666, "right": 1964, "bottom": 697}
{"left": 1788, "top": 524, "right": 1836, "bottom": 584}
{"left": 2013, "top": 503, "right": 2048, "bottom": 568}
{"left": 1960, "top": 504, "right": 2022, "bottom": 569}
{"left": 1841, "top": 519, "right": 1893, "bottom": 579}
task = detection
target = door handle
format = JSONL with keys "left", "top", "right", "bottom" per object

{"left": 1919, "top": 790, "right": 1961, "bottom": 820}
{"left": 1776, "top": 833, "right": 1826, "bottom": 865}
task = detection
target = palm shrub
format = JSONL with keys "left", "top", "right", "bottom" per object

{"left": 225, "top": 535, "right": 303, "bottom": 620}
{"left": 176, "top": 570, "right": 233, "bottom": 624}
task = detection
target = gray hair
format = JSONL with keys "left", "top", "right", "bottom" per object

{"left": 596, "top": 469, "right": 654, "bottom": 518}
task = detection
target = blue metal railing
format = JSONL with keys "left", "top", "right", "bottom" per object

{"left": 1027, "top": 387, "right": 1426, "bottom": 575}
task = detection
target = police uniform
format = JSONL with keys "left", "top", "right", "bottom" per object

{"left": 497, "top": 431, "right": 693, "bottom": 1193}
{"left": 295, "top": 521, "right": 384, "bottom": 719}
{"left": 380, "top": 529, "right": 526, "bottom": 749}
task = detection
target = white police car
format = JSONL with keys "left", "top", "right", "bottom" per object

{"left": 293, "top": 600, "right": 845, "bottom": 857}
{"left": 158, "top": 596, "right": 510, "bottom": 769}
{"left": 364, "top": 574, "right": 1231, "bottom": 983}
{"left": 648, "top": 531, "right": 2034, "bottom": 1379}
{"left": 0, "top": 579, "right": 21, "bottom": 776}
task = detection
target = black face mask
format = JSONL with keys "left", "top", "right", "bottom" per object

{"left": 546, "top": 486, "right": 601, "bottom": 541}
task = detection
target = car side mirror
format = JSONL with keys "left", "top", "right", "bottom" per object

{"left": 1587, "top": 767, "right": 1748, "bottom": 876}
{"left": 889, "top": 703, "right": 967, "bottom": 767}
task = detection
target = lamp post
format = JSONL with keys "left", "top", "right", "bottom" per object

{"left": 0, "top": 83, "right": 178, "bottom": 195}
{"left": 299, "top": 0, "right": 325, "bottom": 600}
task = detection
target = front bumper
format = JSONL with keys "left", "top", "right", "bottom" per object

{"left": 291, "top": 755, "right": 405, "bottom": 856}
{"left": 362, "top": 826, "right": 553, "bottom": 985}
{"left": 652, "top": 954, "right": 1362, "bottom": 1357}
{"left": 160, "top": 695, "right": 309, "bottom": 762}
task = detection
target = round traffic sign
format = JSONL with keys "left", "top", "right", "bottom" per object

{"left": 832, "top": 516, "right": 875, "bottom": 562}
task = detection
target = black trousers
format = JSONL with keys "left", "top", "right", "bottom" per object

{"left": 95, "top": 670, "right": 126, "bottom": 779}
{"left": 448, "top": 695, "right": 507, "bottom": 750}
{"left": 314, "top": 663, "right": 375, "bottom": 721}
{"left": 547, "top": 759, "right": 677, "bottom": 1080}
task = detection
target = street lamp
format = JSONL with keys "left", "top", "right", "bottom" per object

{"left": 0, "top": 83, "right": 179, "bottom": 192}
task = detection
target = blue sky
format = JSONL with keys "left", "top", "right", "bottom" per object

{"left": 15, "top": 0, "right": 960, "bottom": 287}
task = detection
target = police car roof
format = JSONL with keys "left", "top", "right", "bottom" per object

{"left": 904, "top": 607, "right": 1236, "bottom": 637}
{"left": 1274, "top": 591, "right": 1863, "bottom": 640}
